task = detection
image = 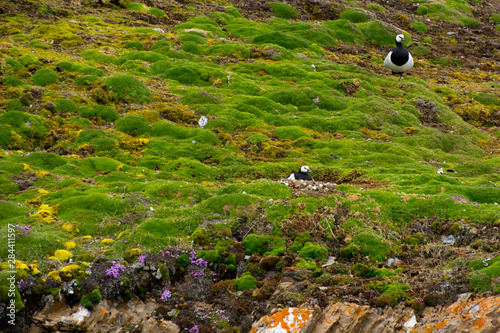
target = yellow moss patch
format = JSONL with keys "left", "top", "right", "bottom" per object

{"left": 26, "top": 196, "right": 43, "bottom": 206}
{"left": 61, "top": 222, "right": 79, "bottom": 235}
{"left": 32, "top": 267, "right": 42, "bottom": 275}
{"left": 116, "top": 230, "right": 130, "bottom": 240}
{"left": 69, "top": 154, "right": 80, "bottom": 159}
{"left": 35, "top": 171, "right": 49, "bottom": 177}
{"left": 100, "top": 239, "right": 114, "bottom": 246}
{"left": 30, "top": 204, "right": 59, "bottom": 224}
{"left": 38, "top": 189, "right": 49, "bottom": 195}
{"left": 63, "top": 241, "right": 76, "bottom": 250}
{"left": 359, "top": 128, "right": 389, "bottom": 141}
{"left": 53, "top": 249, "right": 73, "bottom": 261}
{"left": 116, "top": 164, "right": 125, "bottom": 171}
{"left": 47, "top": 271, "right": 61, "bottom": 281}
{"left": 59, "top": 264, "right": 83, "bottom": 279}
{"left": 81, "top": 235, "right": 92, "bottom": 240}
{"left": 15, "top": 263, "right": 29, "bottom": 271}
{"left": 21, "top": 163, "right": 30, "bottom": 171}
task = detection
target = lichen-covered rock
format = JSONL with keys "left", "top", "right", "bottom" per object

{"left": 251, "top": 307, "right": 315, "bottom": 333}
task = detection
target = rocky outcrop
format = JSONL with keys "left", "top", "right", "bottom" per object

{"left": 29, "top": 295, "right": 179, "bottom": 333}
{"left": 252, "top": 294, "right": 500, "bottom": 333}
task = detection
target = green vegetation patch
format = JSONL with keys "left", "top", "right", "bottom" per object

{"left": 31, "top": 68, "right": 58, "bottom": 86}
{"left": 352, "top": 233, "right": 389, "bottom": 262}
{"left": 268, "top": 1, "right": 297, "bottom": 19}
{"left": 104, "top": 74, "right": 152, "bottom": 104}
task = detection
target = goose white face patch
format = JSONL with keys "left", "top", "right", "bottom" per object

{"left": 396, "top": 34, "right": 405, "bottom": 43}
{"left": 300, "top": 166, "right": 311, "bottom": 173}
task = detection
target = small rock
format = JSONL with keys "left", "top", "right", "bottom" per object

{"left": 321, "top": 257, "right": 336, "bottom": 268}
{"left": 387, "top": 258, "right": 401, "bottom": 266}
{"left": 151, "top": 28, "right": 165, "bottom": 33}
{"left": 283, "top": 267, "right": 313, "bottom": 282}
{"left": 441, "top": 235, "right": 455, "bottom": 245}
{"left": 297, "top": 53, "right": 308, "bottom": 60}
{"left": 198, "top": 116, "right": 208, "bottom": 128}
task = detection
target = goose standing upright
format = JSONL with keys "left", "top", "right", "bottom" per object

{"left": 384, "top": 34, "right": 414, "bottom": 81}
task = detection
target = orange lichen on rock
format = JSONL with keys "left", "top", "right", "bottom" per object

{"left": 420, "top": 295, "right": 500, "bottom": 332}
{"left": 252, "top": 307, "right": 313, "bottom": 333}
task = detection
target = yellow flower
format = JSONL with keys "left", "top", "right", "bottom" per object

{"left": 100, "top": 239, "right": 114, "bottom": 246}
{"left": 47, "top": 271, "right": 61, "bottom": 281}
{"left": 53, "top": 249, "right": 73, "bottom": 261}
{"left": 63, "top": 241, "right": 76, "bottom": 250}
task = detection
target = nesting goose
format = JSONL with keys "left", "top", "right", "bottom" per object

{"left": 288, "top": 166, "right": 313, "bottom": 181}
{"left": 384, "top": 34, "right": 414, "bottom": 81}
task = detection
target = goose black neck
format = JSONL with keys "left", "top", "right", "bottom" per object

{"left": 396, "top": 41, "right": 403, "bottom": 48}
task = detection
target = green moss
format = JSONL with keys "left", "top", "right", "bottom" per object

{"left": 351, "top": 263, "right": 377, "bottom": 278}
{"left": 180, "top": 41, "right": 205, "bottom": 55}
{"left": 268, "top": 1, "right": 297, "bottom": 19}
{"left": 176, "top": 253, "right": 190, "bottom": 267}
{"left": 368, "top": 281, "right": 409, "bottom": 306}
{"left": 6, "top": 99, "right": 23, "bottom": 111}
{"left": 339, "top": 8, "right": 373, "bottom": 23}
{"left": 124, "top": 248, "right": 141, "bottom": 262}
{"left": 268, "top": 237, "right": 286, "bottom": 256}
{"left": 234, "top": 272, "right": 257, "bottom": 291}
{"left": 299, "top": 242, "right": 328, "bottom": 260}
{"left": 179, "top": 33, "right": 206, "bottom": 44}
{"left": 242, "top": 234, "right": 272, "bottom": 255}
{"left": 191, "top": 228, "right": 213, "bottom": 247}
{"left": 76, "top": 129, "right": 120, "bottom": 152}
{"left": 481, "top": 261, "right": 500, "bottom": 278}
{"left": 55, "top": 99, "right": 78, "bottom": 113}
{"left": 319, "top": 24, "right": 357, "bottom": 45}
{"left": 5, "top": 57, "right": 23, "bottom": 72}
{"left": 468, "top": 271, "right": 492, "bottom": 293}
{"left": 125, "top": 41, "right": 143, "bottom": 50}
{"left": 253, "top": 31, "right": 323, "bottom": 54}
{"left": 31, "top": 68, "right": 58, "bottom": 86}
{"left": 3, "top": 76, "right": 29, "bottom": 89}
{"left": 80, "top": 295, "right": 93, "bottom": 309}
{"left": 82, "top": 67, "right": 105, "bottom": 76}
{"left": 358, "top": 21, "right": 408, "bottom": 47}
{"left": 104, "top": 74, "right": 151, "bottom": 104}
{"left": 88, "top": 287, "right": 102, "bottom": 303}
{"left": 296, "top": 259, "right": 317, "bottom": 270}
{"left": 56, "top": 60, "right": 85, "bottom": 72}
{"left": 75, "top": 75, "right": 100, "bottom": 86}
{"left": 339, "top": 243, "right": 360, "bottom": 259}
{"left": 404, "top": 233, "right": 423, "bottom": 245}
{"left": 247, "top": 133, "right": 269, "bottom": 144}
{"left": 217, "top": 181, "right": 291, "bottom": 199}
{"left": 353, "top": 233, "right": 389, "bottom": 262}
{"left": 78, "top": 105, "right": 119, "bottom": 122}
{"left": 115, "top": 115, "right": 150, "bottom": 137}
{"left": 409, "top": 21, "right": 429, "bottom": 33}
{"left": 275, "top": 126, "right": 311, "bottom": 140}
{"left": 148, "top": 8, "right": 165, "bottom": 18}
{"left": 197, "top": 249, "right": 219, "bottom": 263}
{"left": 151, "top": 121, "right": 219, "bottom": 144}
{"left": 126, "top": 2, "right": 144, "bottom": 11}
{"left": 289, "top": 232, "right": 310, "bottom": 253}
{"left": 80, "top": 287, "right": 101, "bottom": 310}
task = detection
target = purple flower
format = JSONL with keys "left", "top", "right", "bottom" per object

{"left": 106, "top": 262, "right": 126, "bottom": 278}
{"left": 138, "top": 255, "right": 146, "bottom": 263}
{"left": 160, "top": 289, "right": 171, "bottom": 302}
